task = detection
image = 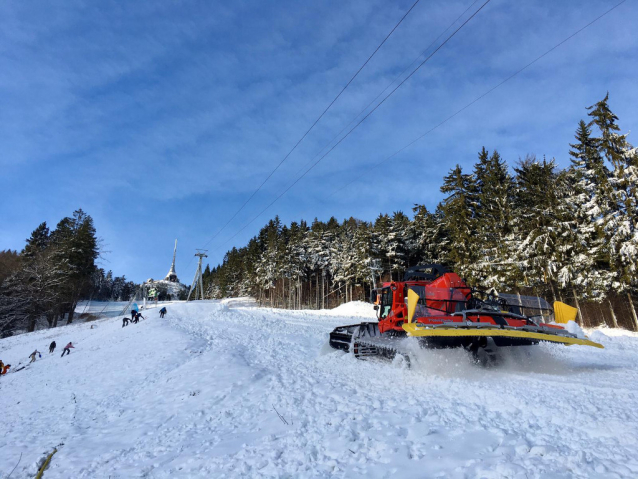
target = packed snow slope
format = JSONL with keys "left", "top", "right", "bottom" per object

{"left": 1, "top": 299, "right": 638, "bottom": 478}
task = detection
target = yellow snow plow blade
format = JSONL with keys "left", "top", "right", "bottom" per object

{"left": 553, "top": 301, "right": 578, "bottom": 324}
{"left": 402, "top": 323, "right": 604, "bottom": 348}
{"left": 407, "top": 289, "right": 419, "bottom": 323}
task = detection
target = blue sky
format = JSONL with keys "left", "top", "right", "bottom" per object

{"left": 1, "top": 0, "right": 636, "bottom": 284}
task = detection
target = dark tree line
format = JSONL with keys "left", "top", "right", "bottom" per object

{"left": 203, "top": 94, "right": 638, "bottom": 330}
{"left": 0, "top": 209, "right": 135, "bottom": 336}
{"left": 89, "top": 269, "right": 138, "bottom": 303}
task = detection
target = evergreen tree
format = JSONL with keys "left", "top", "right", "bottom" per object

{"left": 50, "top": 209, "right": 99, "bottom": 323}
{"left": 558, "top": 120, "right": 614, "bottom": 302}
{"left": 331, "top": 222, "right": 355, "bottom": 300}
{"left": 351, "top": 221, "right": 376, "bottom": 287}
{"left": 22, "top": 222, "right": 50, "bottom": 260}
{"left": 306, "top": 219, "right": 335, "bottom": 308}
{"left": 242, "top": 239, "right": 262, "bottom": 296}
{"left": 372, "top": 214, "right": 392, "bottom": 279}
{"left": 409, "top": 205, "right": 446, "bottom": 265}
{"left": 439, "top": 165, "right": 476, "bottom": 280}
{"left": 471, "top": 149, "right": 516, "bottom": 288}
{"left": 512, "top": 156, "right": 561, "bottom": 298}
{"left": 587, "top": 94, "right": 638, "bottom": 325}
{"left": 283, "top": 221, "right": 308, "bottom": 308}
{"left": 388, "top": 211, "right": 410, "bottom": 279}
{"left": 255, "top": 217, "right": 284, "bottom": 304}
{"left": 0, "top": 250, "right": 20, "bottom": 285}
{"left": 587, "top": 93, "right": 626, "bottom": 169}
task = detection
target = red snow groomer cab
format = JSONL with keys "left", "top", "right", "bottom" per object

{"left": 329, "top": 264, "right": 602, "bottom": 364}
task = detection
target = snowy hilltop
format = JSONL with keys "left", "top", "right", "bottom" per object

{"left": 144, "top": 278, "right": 188, "bottom": 301}
{"left": 1, "top": 300, "right": 637, "bottom": 478}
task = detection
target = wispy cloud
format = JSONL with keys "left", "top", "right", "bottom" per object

{"left": 1, "top": 0, "right": 636, "bottom": 281}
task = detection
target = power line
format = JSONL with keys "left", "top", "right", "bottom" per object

{"left": 183, "top": 0, "right": 423, "bottom": 274}
{"left": 284, "top": 0, "right": 483, "bottom": 200}
{"left": 199, "top": 0, "right": 423, "bottom": 250}
{"left": 213, "top": 0, "right": 492, "bottom": 249}
{"left": 330, "top": 0, "right": 629, "bottom": 198}
{"left": 183, "top": 0, "right": 472, "bottom": 274}
{"left": 214, "top": 0, "right": 626, "bottom": 255}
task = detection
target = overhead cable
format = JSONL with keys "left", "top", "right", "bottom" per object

{"left": 330, "top": 0, "right": 629, "bottom": 198}
{"left": 213, "top": 0, "right": 493, "bottom": 249}
{"left": 286, "top": 0, "right": 483, "bottom": 198}
{"left": 199, "top": 0, "right": 423, "bottom": 250}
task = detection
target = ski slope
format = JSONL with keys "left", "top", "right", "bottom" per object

{"left": 1, "top": 299, "right": 637, "bottom": 478}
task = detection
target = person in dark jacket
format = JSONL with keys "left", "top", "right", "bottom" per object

{"left": 132, "top": 311, "right": 144, "bottom": 324}
{"left": 159, "top": 307, "right": 167, "bottom": 318}
{"left": 122, "top": 316, "right": 129, "bottom": 327}
{"left": 49, "top": 341, "right": 56, "bottom": 353}
{"left": 61, "top": 342, "right": 74, "bottom": 357}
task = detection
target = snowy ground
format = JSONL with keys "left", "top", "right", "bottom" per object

{"left": 1, "top": 299, "right": 637, "bottom": 478}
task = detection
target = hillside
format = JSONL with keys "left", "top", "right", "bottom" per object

{"left": 1, "top": 300, "right": 638, "bottom": 478}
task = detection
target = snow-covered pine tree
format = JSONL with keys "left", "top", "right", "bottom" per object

{"left": 587, "top": 93, "right": 626, "bottom": 169}
{"left": 588, "top": 94, "right": 638, "bottom": 328}
{"left": 555, "top": 120, "right": 614, "bottom": 326}
{"left": 219, "top": 247, "right": 244, "bottom": 297}
{"left": 320, "top": 217, "right": 341, "bottom": 307}
{"left": 101, "top": 270, "right": 114, "bottom": 300}
{"left": 512, "top": 156, "right": 562, "bottom": 300}
{"left": 254, "top": 217, "right": 284, "bottom": 306}
{"left": 48, "top": 209, "right": 99, "bottom": 324}
{"left": 351, "top": 221, "right": 376, "bottom": 294}
{"left": 409, "top": 204, "right": 447, "bottom": 265}
{"left": 471, "top": 148, "right": 516, "bottom": 289}
{"left": 388, "top": 211, "right": 410, "bottom": 280}
{"left": 372, "top": 214, "right": 392, "bottom": 280}
{"left": 239, "top": 238, "right": 261, "bottom": 297}
{"left": 283, "top": 221, "right": 308, "bottom": 309}
{"left": 331, "top": 220, "right": 356, "bottom": 303}
{"left": 110, "top": 274, "right": 127, "bottom": 301}
{"left": 439, "top": 164, "right": 476, "bottom": 282}
{"left": 306, "top": 219, "right": 326, "bottom": 308}
{"left": 612, "top": 146, "right": 638, "bottom": 329}
{"left": 585, "top": 95, "right": 623, "bottom": 257}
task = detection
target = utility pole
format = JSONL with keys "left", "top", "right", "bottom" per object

{"left": 187, "top": 250, "right": 208, "bottom": 301}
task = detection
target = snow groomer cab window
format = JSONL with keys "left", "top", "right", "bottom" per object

{"left": 380, "top": 287, "right": 393, "bottom": 319}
